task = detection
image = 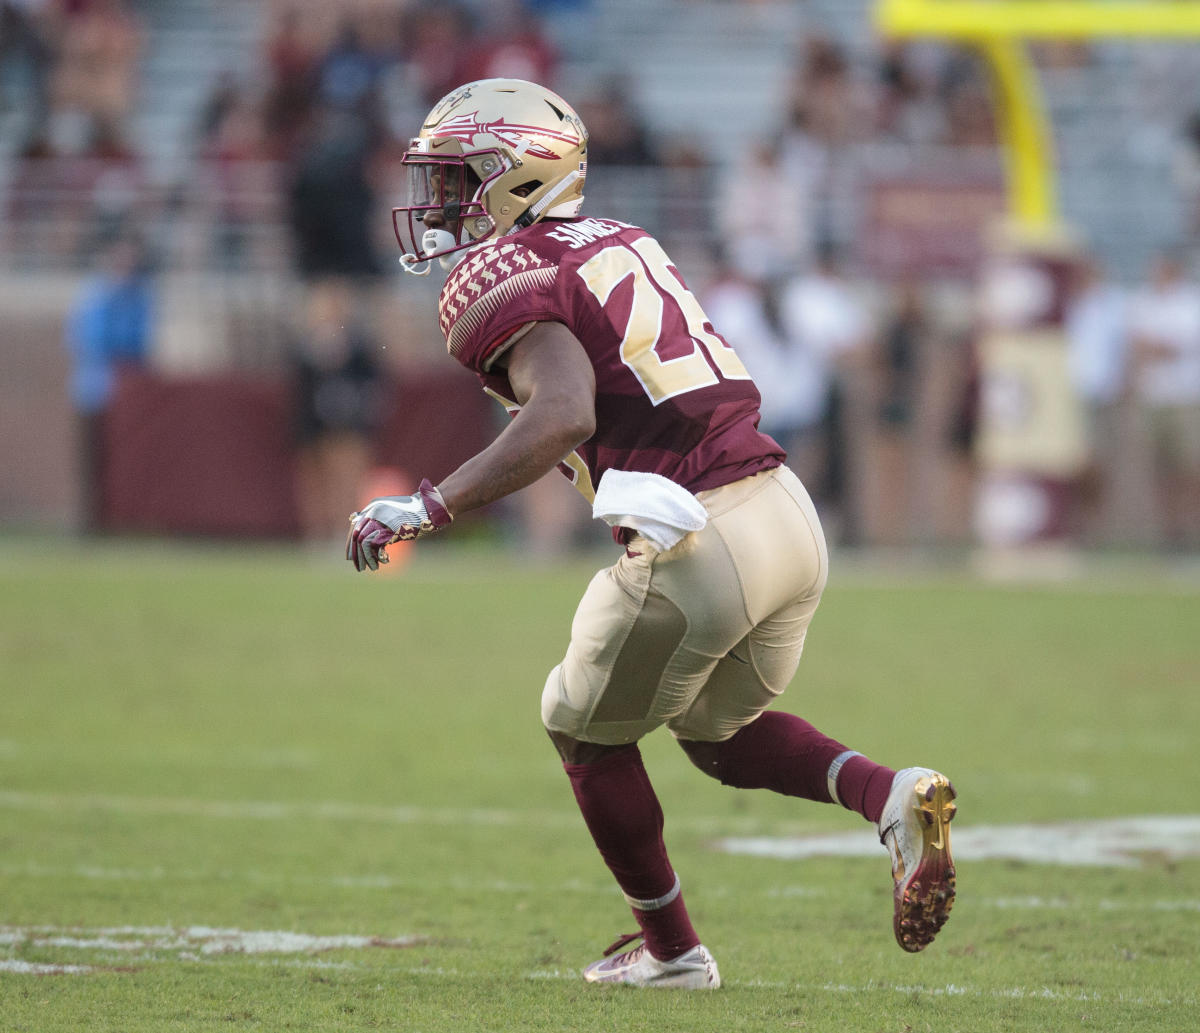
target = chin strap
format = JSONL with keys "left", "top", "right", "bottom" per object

{"left": 512, "top": 171, "right": 584, "bottom": 231}
{"left": 399, "top": 253, "right": 432, "bottom": 276}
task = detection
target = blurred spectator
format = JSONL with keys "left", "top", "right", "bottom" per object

{"left": 404, "top": 1, "right": 473, "bottom": 106}
{"left": 777, "top": 242, "right": 872, "bottom": 542}
{"left": 199, "top": 90, "right": 272, "bottom": 269}
{"left": 940, "top": 54, "right": 996, "bottom": 148}
{"left": 652, "top": 135, "right": 713, "bottom": 268}
{"left": 353, "top": 0, "right": 415, "bottom": 140}
{"left": 877, "top": 279, "right": 923, "bottom": 431}
{"left": 317, "top": 14, "right": 393, "bottom": 121}
{"left": 943, "top": 327, "right": 982, "bottom": 544}
{"left": 871, "top": 278, "right": 926, "bottom": 544}
{"left": 1171, "top": 110, "right": 1200, "bottom": 233}
{"left": 717, "top": 137, "right": 819, "bottom": 282}
{"left": 456, "top": 0, "right": 557, "bottom": 89}
{"left": 522, "top": 0, "right": 596, "bottom": 61}
{"left": 286, "top": 107, "right": 383, "bottom": 283}
{"left": 289, "top": 279, "right": 385, "bottom": 545}
{"left": 194, "top": 70, "right": 243, "bottom": 155}
{"left": 0, "top": 0, "right": 57, "bottom": 144}
{"left": 574, "top": 75, "right": 655, "bottom": 166}
{"left": 769, "top": 38, "right": 879, "bottom": 272}
{"left": 51, "top": 0, "right": 142, "bottom": 129}
{"left": 1064, "top": 257, "right": 1129, "bottom": 543}
{"left": 76, "top": 112, "right": 144, "bottom": 256}
{"left": 788, "top": 36, "right": 872, "bottom": 148}
{"left": 353, "top": 0, "right": 405, "bottom": 65}
{"left": 875, "top": 42, "right": 948, "bottom": 146}
{"left": 5, "top": 128, "right": 59, "bottom": 265}
{"left": 261, "top": 6, "right": 321, "bottom": 156}
{"left": 64, "top": 228, "right": 155, "bottom": 531}
{"left": 702, "top": 262, "right": 819, "bottom": 456}
{"left": 1128, "top": 250, "right": 1200, "bottom": 549}
{"left": 6, "top": 104, "right": 145, "bottom": 266}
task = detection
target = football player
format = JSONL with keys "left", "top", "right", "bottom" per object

{"left": 347, "top": 79, "right": 957, "bottom": 988}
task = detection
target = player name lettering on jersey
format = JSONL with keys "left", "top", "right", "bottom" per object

{"left": 544, "top": 217, "right": 626, "bottom": 250}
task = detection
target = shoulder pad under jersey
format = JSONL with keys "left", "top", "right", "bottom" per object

{"left": 439, "top": 240, "right": 559, "bottom": 364}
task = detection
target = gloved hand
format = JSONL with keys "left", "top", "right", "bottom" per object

{"left": 346, "top": 478, "right": 452, "bottom": 572}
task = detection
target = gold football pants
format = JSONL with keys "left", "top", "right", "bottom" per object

{"left": 541, "top": 465, "right": 828, "bottom": 744}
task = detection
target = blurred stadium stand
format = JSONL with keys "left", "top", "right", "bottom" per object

{"left": 1, "top": 0, "right": 1197, "bottom": 548}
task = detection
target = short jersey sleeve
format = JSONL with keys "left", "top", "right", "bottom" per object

{"left": 438, "top": 241, "right": 564, "bottom": 373}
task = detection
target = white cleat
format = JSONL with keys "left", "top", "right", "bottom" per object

{"left": 582, "top": 937, "right": 720, "bottom": 989}
{"left": 878, "top": 766, "right": 958, "bottom": 953}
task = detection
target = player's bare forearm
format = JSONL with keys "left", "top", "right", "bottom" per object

{"left": 437, "top": 406, "right": 589, "bottom": 513}
{"left": 436, "top": 321, "right": 596, "bottom": 517}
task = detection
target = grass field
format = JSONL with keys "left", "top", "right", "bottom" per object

{"left": 2, "top": 538, "right": 1198, "bottom": 1032}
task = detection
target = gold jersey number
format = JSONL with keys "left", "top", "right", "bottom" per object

{"left": 576, "top": 236, "right": 750, "bottom": 405}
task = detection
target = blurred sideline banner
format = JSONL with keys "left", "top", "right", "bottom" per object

{"left": 974, "top": 222, "right": 1087, "bottom": 547}
{"left": 861, "top": 168, "right": 1006, "bottom": 279}
{"left": 102, "top": 371, "right": 490, "bottom": 537}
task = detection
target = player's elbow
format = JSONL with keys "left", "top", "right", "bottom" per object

{"left": 551, "top": 402, "right": 595, "bottom": 453}
{"left": 570, "top": 404, "right": 596, "bottom": 445}
{"left": 519, "top": 388, "right": 594, "bottom": 459}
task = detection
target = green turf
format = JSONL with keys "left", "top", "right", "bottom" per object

{"left": 1, "top": 539, "right": 1198, "bottom": 1032}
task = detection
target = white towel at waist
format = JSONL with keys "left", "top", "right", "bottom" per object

{"left": 591, "top": 469, "right": 709, "bottom": 551}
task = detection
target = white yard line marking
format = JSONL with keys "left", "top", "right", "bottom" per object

{"left": 2, "top": 931, "right": 1194, "bottom": 1007}
{"left": 5, "top": 789, "right": 1200, "bottom": 868}
{"left": 0, "top": 860, "right": 623, "bottom": 898}
{"left": 9, "top": 789, "right": 1200, "bottom": 862}
{"left": 5, "top": 860, "right": 1198, "bottom": 913}
{"left": 0, "top": 742, "right": 315, "bottom": 770}
{"left": 5, "top": 862, "right": 1197, "bottom": 913}
{"left": 0, "top": 789, "right": 795, "bottom": 836}
{"left": 978, "top": 895, "right": 1200, "bottom": 912}
{"left": 0, "top": 960, "right": 94, "bottom": 975}
{"left": 719, "top": 815, "right": 1200, "bottom": 867}
{"left": 527, "top": 970, "right": 1191, "bottom": 1005}
{"left": 0, "top": 925, "right": 420, "bottom": 958}
{"left": 0, "top": 789, "right": 581, "bottom": 830}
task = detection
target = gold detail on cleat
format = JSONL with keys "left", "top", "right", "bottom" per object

{"left": 894, "top": 773, "right": 958, "bottom": 953}
{"left": 913, "top": 775, "right": 956, "bottom": 851}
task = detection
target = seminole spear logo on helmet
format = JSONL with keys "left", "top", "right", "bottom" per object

{"left": 434, "top": 114, "right": 582, "bottom": 161}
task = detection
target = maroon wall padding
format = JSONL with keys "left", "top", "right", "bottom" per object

{"left": 374, "top": 372, "right": 495, "bottom": 484}
{"left": 102, "top": 370, "right": 491, "bottom": 537}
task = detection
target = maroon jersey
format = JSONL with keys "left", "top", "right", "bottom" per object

{"left": 437, "top": 217, "right": 783, "bottom": 499}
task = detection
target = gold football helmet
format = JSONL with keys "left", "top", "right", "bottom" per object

{"left": 394, "top": 78, "right": 589, "bottom": 270}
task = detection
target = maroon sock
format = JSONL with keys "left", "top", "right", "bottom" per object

{"left": 701, "top": 711, "right": 847, "bottom": 801}
{"left": 564, "top": 745, "right": 700, "bottom": 960}
{"left": 834, "top": 753, "right": 896, "bottom": 825}
{"left": 694, "top": 711, "right": 895, "bottom": 822}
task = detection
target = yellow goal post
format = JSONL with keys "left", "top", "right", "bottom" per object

{"left": 874, "top": 0, "right": 1200, "bottom": 227}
